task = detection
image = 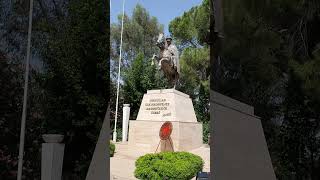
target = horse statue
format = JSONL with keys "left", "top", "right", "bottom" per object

{"left": 152, "top": 33, "right": 180, "bottom": 89}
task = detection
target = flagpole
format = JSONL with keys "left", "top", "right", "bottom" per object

{"left": 17, "top": 0, "right": 33, "bottom": 179}
{"left": 113, "top": 0, "right": 125, "bottom": 142}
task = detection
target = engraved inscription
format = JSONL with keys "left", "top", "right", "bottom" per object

{"left": 145, "top": 98, "right": 171, "bottom": 115}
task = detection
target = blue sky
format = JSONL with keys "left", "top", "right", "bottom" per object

{"left": 110, "top": 0, "right": 203, "bottom": 35}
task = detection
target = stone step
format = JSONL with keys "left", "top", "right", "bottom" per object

{"left": 111, "top": 175, "right": 137, "bottom": 180}
{"left": 110, "top": 156, "right": 137, "bottom": 180}
{"left": 190, "top": 146, "right": 211, "bottom": 172}
{"left": 113, "top": 142, "right": 153, "bottom": 158}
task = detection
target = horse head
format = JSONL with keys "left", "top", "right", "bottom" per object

{"left": 156, "top": 33, "right": 166, "bottom": 49}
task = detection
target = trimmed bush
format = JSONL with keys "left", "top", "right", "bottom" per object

{"left": 110, "top": 141, "right": 115, "bottom": 157}
{"left": 134, "top": 151, "right": 204, "bottom": 180}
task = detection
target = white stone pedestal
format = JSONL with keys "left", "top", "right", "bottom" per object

{"left": 128, "top": 89, "right": 203, "bottom": 152}
{"left": 128, "top": 120, "right": 203, "bottom": 152}
{"left": 122, "top": 104, "right": 130, "bottom": 142}
{"left": 110, "top": 90, "right": 209, "bottom": 179}
{"left": 136, "top": 89, "right": 197, "bottom": 122}
{"left": 41, "top": 134, "right": 65, "bottom": 180}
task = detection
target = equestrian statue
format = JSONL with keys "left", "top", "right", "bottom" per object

{"left": 152, "top": 33, "right": 180, "bottom": 89}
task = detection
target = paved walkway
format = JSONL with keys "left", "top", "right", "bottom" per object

{"left": 110, "top": 142, "right": 210, "bottom": 180}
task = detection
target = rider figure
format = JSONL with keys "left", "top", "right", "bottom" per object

{"left": 166, "top": 36, "right": 180, "bottom": 74}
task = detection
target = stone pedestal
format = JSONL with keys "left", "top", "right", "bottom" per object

{"left": 128, "top": 89, "right": 203, "bottom": 152}
{"left": 41, "top": 134, "right": 65, "bottom": 180}
{"left": 122, "top": 104, "right": 130, "bottom": 142}
{"left": 136, "top": 89, "right": 197, "bottom": 122}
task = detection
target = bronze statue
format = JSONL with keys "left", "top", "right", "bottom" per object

{"left": 152, "top": 33, "right": 180, "bottom": 88}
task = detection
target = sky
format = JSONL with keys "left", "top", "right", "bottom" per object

{"left": 110, "top": 0, "right": 203, "bottom": 35}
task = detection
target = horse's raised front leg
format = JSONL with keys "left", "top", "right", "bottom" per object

{"left": 158, "top": 60, "right": 162, "bottom": 71}
{"left": 152, "top": 54, "right": 160, "bottom": 69}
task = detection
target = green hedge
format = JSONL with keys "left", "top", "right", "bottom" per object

{"left": 110, "top": 141, "right": 115, "bottom": 157}
{"left": 134, "top": 151, "right": 204, "bottom": 180}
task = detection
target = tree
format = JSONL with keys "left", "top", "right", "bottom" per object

{"left": 0, "top": 51, "right": 22, "bottom": 179}
{"left": 34, "top": 0, "right": 109, "bottom": 178}
{"left": 179, "top": 47, "right": 210, "bottom": 95}
{"left": 110, "top": 4, "right": 164, "bottom": 121}
{"left": 169, "top": 0, "right": 210, "bottom": 49}
{"left": 0, "top": 1, "right": 70, "bottom": 178}
{"left": 0, "top": 50, "right": 45, "bottom": 179}
{"left": 0, "top": 0, "right": 109, "bottom": 179}
{"left": 110, "top": 4, "right": 163, "bottom": 68}
{"left": 213, "top": 0, "right": 320, "bottom": 179}
{"left": 169, "top": 0, "right": 210, "bottom": 142}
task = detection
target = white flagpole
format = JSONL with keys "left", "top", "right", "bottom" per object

{"left": 113, "top": 0, "right": 125, "bottom": 142}
{"left": 17, "top": 0, "right": 33, "bottom": 179}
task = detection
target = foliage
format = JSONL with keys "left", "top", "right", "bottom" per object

{"left": 0, "top": 50, "right": 44, "bottom": 179}
{"left": 202, "top": 121, "right": 210, "bottom": 144}
{"left": 33, "top": 0, "right": 109, "bottom": 178}
{"left": 291, "top": 46, "right": 320, "bottom": 104}
{"left": 169, "top": 0, "right": 210, "bottom": 142}
{"left": 116, "top": 126, "right": 122, "bottom": 142}
{"left": 110, "top": 141, "right": 115, "bottom": 157}
{"left": 169, "top": 0, "right": 210, "bottom": 48}
{"left": 112, "top": 2, "right": 211, "bottom": 143}
{"left": 110, "top": 4, "right": 164, "bottom": 121}
{"left": 0, "top": 52, "right": 22, "bottom": 179}
{"left": 110, "top": 4, "right": 163, "bottom": 66}
{"left": 179, "top": 47, "right": 210, "bottom": 96}
{"left": 214, "top": 0, "right": 320, "bottom": 179}
{"left": 134, "top": 152, "right": 204, "bottom": 180}
{"left": 179, "top": 48, "right": 210, "bottom": 127}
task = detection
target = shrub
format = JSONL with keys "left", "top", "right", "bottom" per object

{"left": 110, "top": 141, "right": 115, "bottom": 157}
{"left": 134, "top": 151, "right": 204, "bottom": 180}
{"left": 117, "top": 128, "right": 123, "bottom": 141}
{"left": 202, "top": 121, "right": 210, "bottom": 144}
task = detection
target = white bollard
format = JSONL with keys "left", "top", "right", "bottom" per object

{"left": 41, "top": 134, "right": 65, "bottom": 180}
{"left": 122, "top": 104, "right": 130, "bottom": 142}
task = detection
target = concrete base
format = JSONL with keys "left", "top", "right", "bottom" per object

{"left": 110, "top": 89, "right": 206, "bottom": 179}
{"left": 128, "top": 120, "right": 203, "bottom": 152}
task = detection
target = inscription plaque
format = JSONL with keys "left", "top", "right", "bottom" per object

{"left": 144, "top": 98, "right": 171, "bottom": 116}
